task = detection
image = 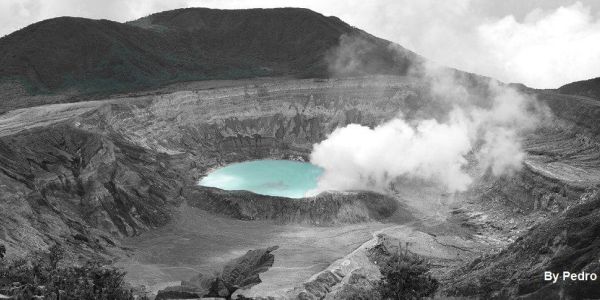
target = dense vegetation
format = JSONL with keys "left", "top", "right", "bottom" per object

{"left": 0, "top": 244, "right": 146, "bottom": 300}
{"left": 0, "top": 8, "right": 417, "bottom": 99}
{"left": 367, "top": 236, "right": 439, "bottom": 300}
{"left": 557, "top": 76, "right": 600, "bottom": 99}
{"left": 378, "top": 251, "right": 438, "bottom": 300}
{"left": 377, "top": 248, "right": 439, "bottom": 300}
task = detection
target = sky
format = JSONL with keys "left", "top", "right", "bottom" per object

{"left": 2, "top": 0, "right": 600, "bottom": 88}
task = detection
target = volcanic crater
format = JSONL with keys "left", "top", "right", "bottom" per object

{"left": 1, "top": 7, "right": 600, "bottom": 300}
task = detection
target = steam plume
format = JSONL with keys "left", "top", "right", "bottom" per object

{"left": 310, "top": 61, "right": 549, "bottom": 194}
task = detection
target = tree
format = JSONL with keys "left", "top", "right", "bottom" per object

{"left": 0, "top": 244, "right": 5, "bottom": 260}
{"left": 377, "top": 247, "right": 439, "bottom": 300}
{"left": 0, "top": 246, "right": 147, "bottom": 299}
{"left": 48, "top": 243, "right": 64, "bottom": 269}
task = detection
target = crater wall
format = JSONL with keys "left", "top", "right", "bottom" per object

{"left": 1, "top": 76, "right": 598, "bottom": 257}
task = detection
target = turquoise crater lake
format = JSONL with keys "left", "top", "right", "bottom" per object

{"left": 198, "top": 160, "right": 324, "bottom": 198}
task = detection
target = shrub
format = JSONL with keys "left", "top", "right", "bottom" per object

{"left": 0, "top": 243, "right": 147, "bottom": 299}
{"left": 48, "top": 244, "right": 65, "bottom": 269}
{"left": 376, "top": 247, "right": 439, "bottom": 300}
{"left": 0, "top": 245, "right": 5, "bottom": 260}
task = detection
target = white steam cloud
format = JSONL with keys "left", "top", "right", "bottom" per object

{"left": 309, "top": 66, "right": 548, "bottom": 194}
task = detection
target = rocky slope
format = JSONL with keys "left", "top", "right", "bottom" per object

{"left": 444, "top": 190, "right": 600, "bottom": 299}
{"left": 0, "top": 120, "right": 185, "bottom": 257}
{"left": 185, "top": 187, "right": 402, "bottom": 225}
{"left": 1, "top": 6, "right": 600, "bottom": 299}
{"left": 1, "top": 74, "right": 600, "bottom": 298}
{"left": 0, "top": 76, "right": 424, "bottom": 258}
{"left": 156, "top": 245, "right": 279, "bottom": 299}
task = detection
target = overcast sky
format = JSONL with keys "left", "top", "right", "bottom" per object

{"left": 2, "top": 0, "right": 600, "bottom": 88}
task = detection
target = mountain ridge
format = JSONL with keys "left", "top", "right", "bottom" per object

{"left": 557, "top": 76, "right": 600, "bottom": 100}
{"left": 0, "top": 7, "right": 419, "bottom": 103}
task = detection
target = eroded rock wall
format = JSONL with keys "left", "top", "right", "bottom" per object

{"left": 0, "top": 124, "right": 184, "bottom": 256}
{"left": 184, "top": 187, "right": 402, "bottom": 225}
{"left": 0, "top": 77, "right": 421, "bottom": 256}
{"left": 1, "top": 76, "right": 598, "bottom": 259}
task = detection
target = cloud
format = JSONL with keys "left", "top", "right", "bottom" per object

{"left": 339, "top": 0, "right": 600, "bottom": 88}
{"left": 323, "top": 0, "right": 600, "bottom": 88}
{"left": 0, "top": 0, "right": 189, "bottom": 37}
{"left": 477, "top": 2, "right": 600, "bottom": 88}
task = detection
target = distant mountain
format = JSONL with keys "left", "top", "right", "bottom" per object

{"left": 0, "top": 7, "right": 419, "bottom": 98}
{"left": 557, "top": 77, "right": 600, "bottom": 99}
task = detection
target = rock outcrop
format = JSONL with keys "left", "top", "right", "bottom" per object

{"left": 184, "top": 187, "right": 402, "bottom": 225}
{"left": 0, "top": 123, "right": 185, "bottom": 256}
{"left": 156, "top": 246, "right": 279, "bottom": 299}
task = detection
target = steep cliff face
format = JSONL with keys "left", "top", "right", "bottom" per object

{"left": 0, "top": 123, "right": 185, "bottom": 256}
{"left": 74, "top": 77, "right": 430, "bottom": 175}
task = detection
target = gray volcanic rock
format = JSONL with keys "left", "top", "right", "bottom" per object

{"left": 184, "top": 187, "right": 403, "bottom": 225}
{"left": 0, "top": 123, "right": 185, "bottom": 256}
{"left": 215, "top": 246, "right": 279, "bottom": 294}
{"left": 327, "top": 269, "right": 380, "bottom": 300}
{"left": 1, "top": 6, "right": 600, "bottom": 299}
{"left": 1, "top": 74, "right": 599, "bottom": 300}
{"left": 444, "top": 191, "right": 600, "bottom": 299}
{"left": 156, "top": 246, "right": 279, "bottom": 299}
{"left": 154, "top": 287, "right": 201, "bottom": 300}
{"left": 0, "top": 76, "right": 421, "bottom": 257}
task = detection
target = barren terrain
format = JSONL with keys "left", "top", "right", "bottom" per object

{"left": 2, "top": 75, "right": 599, "bottom": 298}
